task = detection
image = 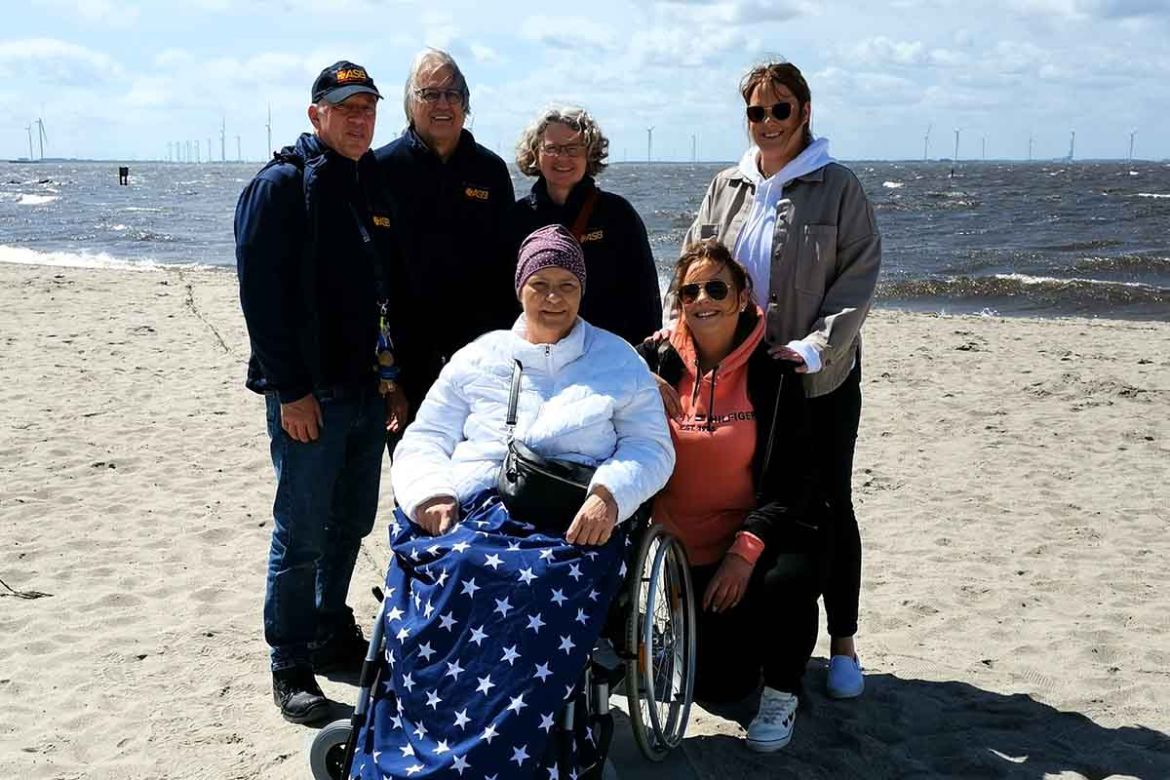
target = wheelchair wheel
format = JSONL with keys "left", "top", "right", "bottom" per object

{"left": 624, "top": 522, "right": 696, "bottom": 761}
{"left": 308, "top": 719, "right": 353, "bottom": 780}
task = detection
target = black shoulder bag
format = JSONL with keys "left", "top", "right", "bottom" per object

{"left": 496, "top": 360, "right": 595, "bottom": 533}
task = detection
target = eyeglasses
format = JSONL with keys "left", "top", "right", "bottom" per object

{"left": 414, "top": 87, "right": 463, "bottom": 105}
{"left": 746, "top": 102, "right": 793, "bottom": 123}
{"left": 540, "top": 143, "right": 585, "bottom": 158}
{"left": 327, "top": 101, "right": 376, "bottom": 118}
{"left": 678, "top": 280, "right": 730, "bottom": 304}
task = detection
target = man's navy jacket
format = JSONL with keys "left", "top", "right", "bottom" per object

{"left": 374, "top": 128, "right": 515, "bottom": 407}
{"left": 235, "top": 133, "right": 395, "bottom": 403}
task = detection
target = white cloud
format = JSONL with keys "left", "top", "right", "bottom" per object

{"left": 1012, "top": 0, "right": 1169, "bottom": 18}
{"left": 654, "top": 0, "right": 809, "bottom": 24}
{"left": 470, "top": 43, "right": 502, "bottom": 64}
{"left": 630, "top": 26, "right": 751, "bottom": 67}
{"left": 846, "top": 36, "right": 928, "bottom": 66}
{"left": 33, "top": 0, "right": 139, "bottom": 25}
{"left": 519, "top": 15, "right": 616, "bottom": 51}
{"left": 0, "top": 38, "right": 122, "bottom": 85}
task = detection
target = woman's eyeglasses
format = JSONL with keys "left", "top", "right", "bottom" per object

{"left": 746, "top": 102, "right": 793, "bottom": 123}
{"left": 678, "top": 280, "right": 730, "bottom": 304}
{"left": 540, "top": 143, "right": 585, "bottom": 158}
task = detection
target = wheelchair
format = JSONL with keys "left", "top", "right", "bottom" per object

{"left": 308, "top": 508, "right": 697, "bottom": 779}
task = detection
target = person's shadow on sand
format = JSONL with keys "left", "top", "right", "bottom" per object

{"left": 608, "top": 658, "right": 1170, "bottom": 779}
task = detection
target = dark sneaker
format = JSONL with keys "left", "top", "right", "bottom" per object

{"left": 311, "top": 623, "right": 369, "bottom": 674}
{"left": 272, "top": 665, "right": 329, "bottom": 724}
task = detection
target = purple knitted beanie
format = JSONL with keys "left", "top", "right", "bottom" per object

{"left": 514, "top": 224, "right": 587, "bottom": 295}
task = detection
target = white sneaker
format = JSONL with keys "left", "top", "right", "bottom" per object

{"left": 745, "top": 687, "right": 798, "bottom": 752}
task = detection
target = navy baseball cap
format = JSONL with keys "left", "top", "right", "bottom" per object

{"left": 311, "top": 61, "right": 382, "bottom": 104}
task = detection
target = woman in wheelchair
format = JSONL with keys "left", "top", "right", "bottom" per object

{"left": 348, "top": 225, "right": 675, "bottom": 779}
{"left": 640, "top": 239, "right": 828, "bottom": 753}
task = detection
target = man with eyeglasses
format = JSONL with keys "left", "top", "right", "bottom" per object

{"left": 235, "top": 60, "right": 407, "bottom": 724}
{"left": 374, "top": 48, "right": 516, "bottom": 422}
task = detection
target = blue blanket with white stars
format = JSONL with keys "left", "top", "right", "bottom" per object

{"left": 350, "top": 491, "right": 629, "bottom": 779}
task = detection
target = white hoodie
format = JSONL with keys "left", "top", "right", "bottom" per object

{"left": 390, "top": 317, "right": 675, "bottom": 525}
{"left": 731, "top": 137, "right": 835, "bottom": 372}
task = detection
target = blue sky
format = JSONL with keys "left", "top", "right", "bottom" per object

{"left": 2, "top": 0, "right": 1168, "bottom": 162}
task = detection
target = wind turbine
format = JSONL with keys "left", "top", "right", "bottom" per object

{"left": 25, "top": 124, "right": 33, "bottom": 160}
{"left": 923, "top": 123, "right": 932, "bottom": 161}
{"left": 646, "top": 127, "right": 654, "bottom": 163}
{"left": 266, "top": 103, "right": 272, "bottom": 159}
{"left": 35, "top": 118, "right": 47, "bottom": 160}
{"left": 1128, "top": 129, "right": 1136, "bottom": 161}
{"left": 1067, "top": 130, "right": 1076, "bottom": 162}
{"left": 236, "top": 135, "right": 242, "bottom": 162}
{"left": 220, "top": 117, "right": 226, "bottom": 162}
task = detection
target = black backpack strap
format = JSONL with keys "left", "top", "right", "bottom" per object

{"left": 505, "top": 360, "right": 523, "bottom": 432}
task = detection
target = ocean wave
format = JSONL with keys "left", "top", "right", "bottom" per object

{"left": 878, "top": 273, "right": 1170, "bottom": 310}
{"left": 1073, "top": 254, "right": 1170, "bottom": 274}
{"left": 16, "top": 194, "right": 59, "bottom": 206}
{"left": 1136, "top": 193, "right": 1170, "bottom": 199}
{"left": 0, "top": 245, "right": 213, "bottom": 272}
{"left": 1036, "top": 238, "right": 1124, "bottom": 252}
{"left": 882, "top": 181, "right": 904, "bottom": 189}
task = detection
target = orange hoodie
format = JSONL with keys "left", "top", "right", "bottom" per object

{"left": 652, "top": 310, "right": 766, "bottom": 567}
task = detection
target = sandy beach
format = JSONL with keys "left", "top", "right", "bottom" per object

{"left": 1, "top": 261, "right": 1168, "bottom": 779}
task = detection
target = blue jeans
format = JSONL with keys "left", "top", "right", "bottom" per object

{"left": 263, "top": 387, "right": 385, "bottom": 671}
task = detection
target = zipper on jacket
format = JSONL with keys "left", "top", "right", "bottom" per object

{"left": 517, "top": 457, "right": 590, "bottom": 489}
{"left": 757, "top": 373, "right": 785, "bottom": 500}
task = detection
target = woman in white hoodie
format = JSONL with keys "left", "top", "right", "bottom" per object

{"left": 350, "top": 225, "right": 674, "bottom": 780}
{"left": 680, "top": 60, "right": 882, "bottom": 705}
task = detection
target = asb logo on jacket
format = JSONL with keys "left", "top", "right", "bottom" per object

{"left": 372, "top": 214, "right": 391, "bottom": 229}
{"left": 464, "top": 185, "right": 490, "bottom": 201}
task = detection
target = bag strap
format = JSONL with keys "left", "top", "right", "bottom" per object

{"left": 570, "top": 186, "right": 599, "bottom": 241}
{"left": 505, "top": 359, "right": 523, "bottom": 433}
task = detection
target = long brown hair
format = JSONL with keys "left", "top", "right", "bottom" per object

{"left": 669, "top": 239, "right": 753, "bottom": 304}
{"left": 739, "top": 60, "right": 813, "bottom": 147}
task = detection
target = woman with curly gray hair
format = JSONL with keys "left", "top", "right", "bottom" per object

{"left": 509, "top": 106, "right": 662, "bottom": 346}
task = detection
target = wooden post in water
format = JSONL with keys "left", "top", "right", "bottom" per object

{"left": 118, "top": 167, "right": 129, "bottom": 185}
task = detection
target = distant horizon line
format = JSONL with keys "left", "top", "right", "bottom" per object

{"left": 5, "top": 157, "right": 1169, "bottom": 165}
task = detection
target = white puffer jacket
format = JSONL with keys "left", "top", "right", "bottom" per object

{"left": 391, "top": 316, "right": 675, "bottom": 524}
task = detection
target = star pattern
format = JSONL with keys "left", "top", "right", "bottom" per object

{"left": 351, "top": 499, "right": 630, "bottom": 780}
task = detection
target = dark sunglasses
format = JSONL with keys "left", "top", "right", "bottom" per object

{"left": 746, "top": 102, "right": 794, "bottom": 123}
{"left": 678, "top": 280, "right": 730, "bottom": 304}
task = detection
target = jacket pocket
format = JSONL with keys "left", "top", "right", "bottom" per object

{"left": 795, "top": 223, "right": 837, "bottom": 297}
{"left": 697, "top": 223, "right": 720, "bottom": 240}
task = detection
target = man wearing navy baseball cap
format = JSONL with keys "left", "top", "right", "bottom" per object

{"left": 235, "top": 60, "right": 407, "bottom": 724}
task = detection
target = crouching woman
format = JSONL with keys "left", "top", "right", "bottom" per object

{"left": 349, "top": 225, "right": 675, "bottom": 779}
{"left": 641, "top": 239, "right": 829, "bottom": 752}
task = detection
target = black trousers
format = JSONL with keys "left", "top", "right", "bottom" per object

{"left": 807, "top": 361, "right": 863, "bottom": 639}
{"left": 690, "top": 529, "right": 822, "bottom": 702}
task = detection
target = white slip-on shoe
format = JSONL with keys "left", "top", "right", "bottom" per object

{"left": 745, "top": 686, "right": 798, "bottom": 752}
{"left": 826, "top": 654, "right": 865, "bottom": 699}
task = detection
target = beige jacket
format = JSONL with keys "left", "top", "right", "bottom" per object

{"left": 682, "top": 161, "right": 881, "bottom": 397}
